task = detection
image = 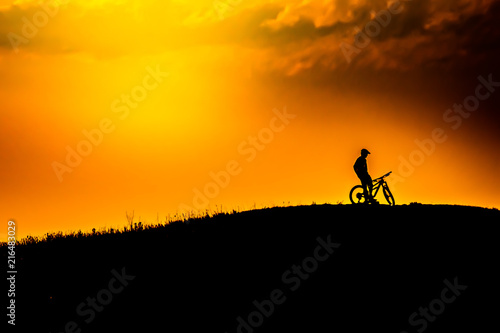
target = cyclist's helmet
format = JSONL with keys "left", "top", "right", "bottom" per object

{"left": 361, "top": 148, "right": 371, "bottom": 155}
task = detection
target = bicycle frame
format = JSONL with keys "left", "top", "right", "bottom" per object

{"left": 350, "top": 171, "right": 394, "bottom": 205}
{"left": 369, "top": 178, "right": 389, "bottom": 199}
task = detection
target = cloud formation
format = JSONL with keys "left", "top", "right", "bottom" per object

{"left": 242, "top": 0, "right": 500, "bottom": 75}
{"left": 0, "top": 0, "right": 498, "bottom": 76}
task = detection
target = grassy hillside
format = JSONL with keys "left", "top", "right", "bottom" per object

{"left": 5, "top": 204, "right": 500, "bottom": 332}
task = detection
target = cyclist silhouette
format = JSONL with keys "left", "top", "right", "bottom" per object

{"left": 353, "top": 149, "right": 378, "bottom": 204}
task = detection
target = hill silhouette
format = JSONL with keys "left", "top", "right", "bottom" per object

{"left": 6, "top": 203, "right": 500, "bottom": 332}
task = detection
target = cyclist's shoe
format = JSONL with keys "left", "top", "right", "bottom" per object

{"left": 369, "top": 198, "right": 379, "bottom": 205}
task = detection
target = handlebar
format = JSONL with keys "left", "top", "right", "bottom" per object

{"left": 373, "top": 171, "right": 392, "bottom": 182}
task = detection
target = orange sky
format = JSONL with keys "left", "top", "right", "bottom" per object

{"left": 1, "top": 0, "right": 499, "bottom": 241}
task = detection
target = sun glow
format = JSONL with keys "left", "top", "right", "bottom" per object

{"left": 1, "top": 0, "right": 499, "bottom": 242}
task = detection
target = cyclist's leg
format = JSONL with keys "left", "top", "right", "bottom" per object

{"left": 360, "top": 177, "right": 370, "bottom": 202}
{"left": 367, "top": 175, "right": 373, "bottom": 196}
{"left": 361, "top": 175, "right": 377, "bottom": 203}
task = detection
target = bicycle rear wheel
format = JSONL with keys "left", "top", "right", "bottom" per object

{"left": 383, "top": 186, "right": 395, "bottom": 206}
{"left": 350, "top": 185, "right": 367, "bottom": 204}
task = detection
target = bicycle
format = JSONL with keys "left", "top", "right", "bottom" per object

{"left": 349, "top": 171, "right": 395, "bottom": 206}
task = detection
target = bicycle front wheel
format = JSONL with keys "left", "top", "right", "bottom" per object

{"left": 383, "top": 186, "right": 395, "bottom": 206}
{"left": 350, "top": 185, "right": 367, "bottom": 205}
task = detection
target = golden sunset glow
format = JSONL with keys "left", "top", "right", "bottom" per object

{"left": 1, "top": 0, "right": 499, "bottom": 241}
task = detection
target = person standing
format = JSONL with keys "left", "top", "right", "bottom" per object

{"left": 353, "top": 149, "right": 378, "bottom": 204}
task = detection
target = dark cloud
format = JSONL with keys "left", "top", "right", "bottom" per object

{"left": 229, "top": 0, "right": 499, "bottom": 76}
{"left": 1, "top": 0, "right": 498, "bottom": 77}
